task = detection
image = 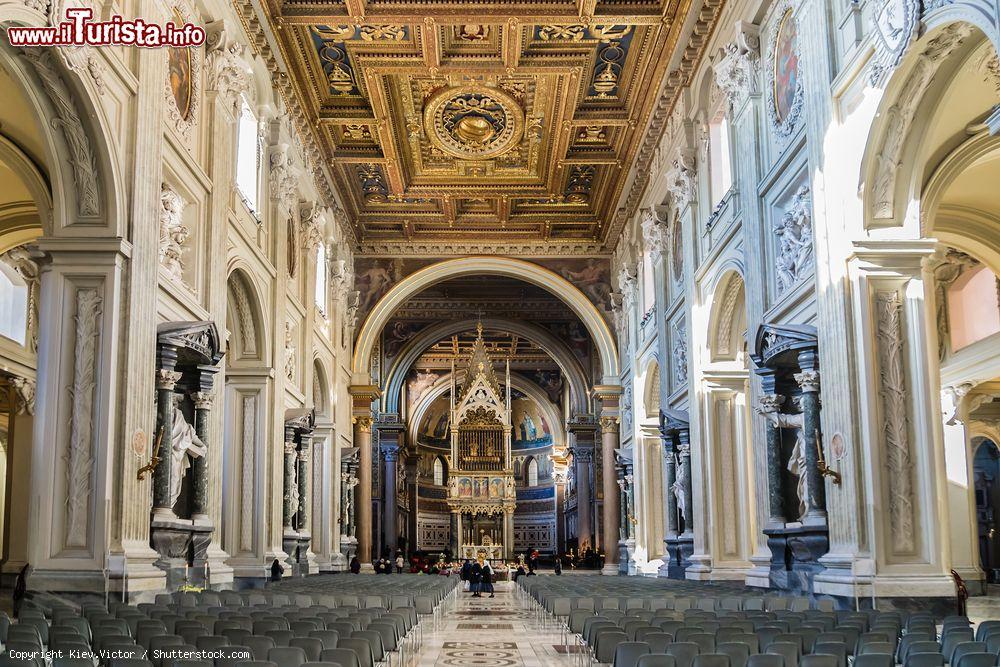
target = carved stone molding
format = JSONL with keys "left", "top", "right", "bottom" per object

{"left": 283, "top": 320, "right": 296, "bottom": 382}
{"left": 270, "top": 145, "right": 300, "bottom": 215}
{"left": 159, "top": 184, "right": 189, "bottom": 283}
{"left": 616, "top": 265, "right": 638, "bottom": 312}
{"left": 758, "top": 393, "right": 785, "bottom": 413}
{"left": 156, "top": 369, "right": 183, "bottom": 390}
{"left": 0, "top": 246, "right": 40, "bottom": 353}
{"left": 65, "top": 288, "right": 102, "bottom": 548}
{"left": 926, "top": 247, "right": 979, "bottom": 359}
{"left": 872, "top": 24, "right": 973, "bottom": 221}
{"left": 875, "top": 289, "right": 916, "bottom": 555}
{"left": 713, "top": 21, "right": 761, "bottom": 111}
{"left": 794, "top": 370, "right": 820, "bottom": 393}
{"left": 299, "top": 201, "right": 325, "bottom": 251}
{"left": 666, "top": 148, "right": 697, "bottom": 212}
{"left": 11, "top": 375, "right": 35, "bottom": 415}
{"left": 869, "top": 0, "right": 921, "bottom": 85}
{"left": 354, "top": 415, "right": 374, "bottom": 433}
{"left": 715, "top": 276, "right": 744, "bottom": 358}
{"left": 205, "top": 21, "right": 251, "bottom": 113}
{"left": 599, "top": 416, "right": 620, "bottom": 434}
{"left": 239, "top": 394, "right": 256, "bottom": 552}
{"left": 640, "top": 207, "right": 669, "bottom": 262}
{"left": 191, "top": 391, "right": 214, "bottom": 409}
{"left": 773, "top": 185, "right": 813, "bottom": 295}
{"left": 672, "top": 320, "right": 688, "bottom": 387}
{"left": 20, "top": 48, "right": 100, "bottom": 219}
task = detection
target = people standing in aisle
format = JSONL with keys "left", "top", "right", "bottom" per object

{"left": 395, "top": 552, "right": 405, "bottom": 573}
{"left": 350, "top": 556, "right": 361, "bottom": 574}
{"left": 554, "top": 558, "right": 562, "bottom": 575}
{"left": 481, "top": 558, "right": 495, "bottom": 598}
{"left": 470, "top": 558, "right": 483, "bottom": 597}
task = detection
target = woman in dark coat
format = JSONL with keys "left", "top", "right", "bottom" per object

{"left": 469, "top": 559, "right": 483, "bottom": 597}
{"left": 480, "top": 560, "right": 495, "bottom": 598}
{"left": 350, "top": 556, "right": 361, "bottom": 574}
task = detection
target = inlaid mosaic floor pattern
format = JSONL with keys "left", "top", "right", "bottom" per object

{"left": 412, "top": 585, "right": 578, "bottom": 667}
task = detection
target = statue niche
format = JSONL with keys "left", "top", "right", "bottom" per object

{"left": 150, "top": 321, "right": 224, "bottom": 590}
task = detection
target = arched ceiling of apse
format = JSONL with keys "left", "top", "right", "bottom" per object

{"left": 382, "top": 317, "right": 592, "bottom": 417}
{"left": 406, "top": 371, "right": 567, "bottom": 455}
{"left": 352, "top": 257, "right": 620, "bottom": 383}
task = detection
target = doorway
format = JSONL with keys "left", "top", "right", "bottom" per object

{"left": 974, "top": 439, "right": 1000, "bottom": 583}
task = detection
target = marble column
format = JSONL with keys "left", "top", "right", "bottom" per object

{"left": 573, "top": 447, "right": 594, "bottom": 548}
{"left": 382, "top": 444, "right": 399, "bottom": 553}
{"left": 298, "top": 432, "right": 312, "bottom": 531}
{"left": 677, "top": 431, "right": 694, "bottom": 536}
{"left": 759, "top": 393, "right": 788, "bottom": 526}
{"left": 190, "top": 391, "right": 214, "bottom": 522}
{"left": 153, "top": 367, "right": 182, "bottom": 519}
{"left": 662, "top": 440, "right": 678, "bottom": 538}
{"left": 600, "top": 417, "right": 620, "bottom": 570}
{"left": 354, "top": 416, "right": 374, "bottom": 566}
{"left": 795, "top": 365, "right": 827, "bottom": 523}
{"left": 282, "top": 424, "right": 297, "bottom": 531}
{"left": 504, "top": 510, "right": 515, "bottom": 559}
{"left": 450, "top": 511, "right": 460, "bottom": 556}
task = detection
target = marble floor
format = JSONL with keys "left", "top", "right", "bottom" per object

{"left": 409, "top": 582, "right": 580, "bottom": 667}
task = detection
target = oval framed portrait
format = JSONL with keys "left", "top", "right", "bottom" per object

{"left": 766, "top": 4, "right": 803, "bottom": 138}
{"left": 164, "top": 3, "right": 201, "bottom": 139}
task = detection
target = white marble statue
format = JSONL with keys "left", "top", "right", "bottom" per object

{"left": 169, "top": 396, "right": 206, "bottom": 507}
{"left": 759, "top": 402, "right": 808, "bottom": 521}
{"left": 671, "top": 452, "right": 689, "bottom": 524}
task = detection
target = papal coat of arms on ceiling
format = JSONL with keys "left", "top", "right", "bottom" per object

{"left": 423, "top": 85, "right": 524, "bottom": 160}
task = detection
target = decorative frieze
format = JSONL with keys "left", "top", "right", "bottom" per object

{"left": 284, "top": 320, "right": 296, "bottom": 382}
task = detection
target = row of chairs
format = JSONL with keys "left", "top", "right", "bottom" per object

{"left": 517, "top": 578, "right": 997, "bottom": 667}
{"left": 1, "top": 579, "right": 459, "bottom": 667}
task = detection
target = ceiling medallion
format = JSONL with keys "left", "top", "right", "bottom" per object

{"left": 423, "top": 85, "right": 524, "bottom": 160}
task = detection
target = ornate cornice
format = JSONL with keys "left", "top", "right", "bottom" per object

{"left": 229, "top": 0, "right": 356, "bottom": 245}
{"left": 609, "top": 0, "right": 726, "bottom": 249}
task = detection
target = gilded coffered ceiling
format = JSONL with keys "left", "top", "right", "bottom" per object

{"left": 262, "top": 0, "right": 721, "bottom": 253}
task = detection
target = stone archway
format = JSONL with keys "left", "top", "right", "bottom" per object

{"left": 222, "top": 268, "right": 270, "bottom": 581}
{"left": 352, "top": 257, "right": 620, "bottom": 383}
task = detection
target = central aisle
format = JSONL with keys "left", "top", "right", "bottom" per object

{"left": 414, "top": 582, "right": 579, "bottom": 666}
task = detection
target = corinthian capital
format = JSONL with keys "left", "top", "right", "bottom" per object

{"left": 205, "top": 21, "right": 252, "bottom": 112}
{"left": 713, "top": 21, "right": 760, "bottom": 111}
{"left": 666, "top": 148, "right": 697, "bottom": 212}
{"left": 640, "top": 207, "right": 670, "bottom": 262}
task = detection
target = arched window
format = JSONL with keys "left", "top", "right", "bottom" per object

{"left": 527, "top": 458, "right": 538, "bottom": 487}
{"left": 235, "top": 99, "right": 261, "bottom": 215}
{"left": 641, "top": 247, "right": 655, "bottom": 313}
{"left": 708, "top": 114, "right": 733, "bottom": 207}
{"left": 433, "top": 457, "right": 445, "bottom": 486}
{"left": 314, "top": 244, "right": 328, "bottom": 316}
{"left": 0, "top": 264, "right": 28, "bottom": 345}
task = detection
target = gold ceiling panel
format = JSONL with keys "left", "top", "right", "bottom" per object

{"left": 268, "top": 0, "right": 707, "bottom": 250}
